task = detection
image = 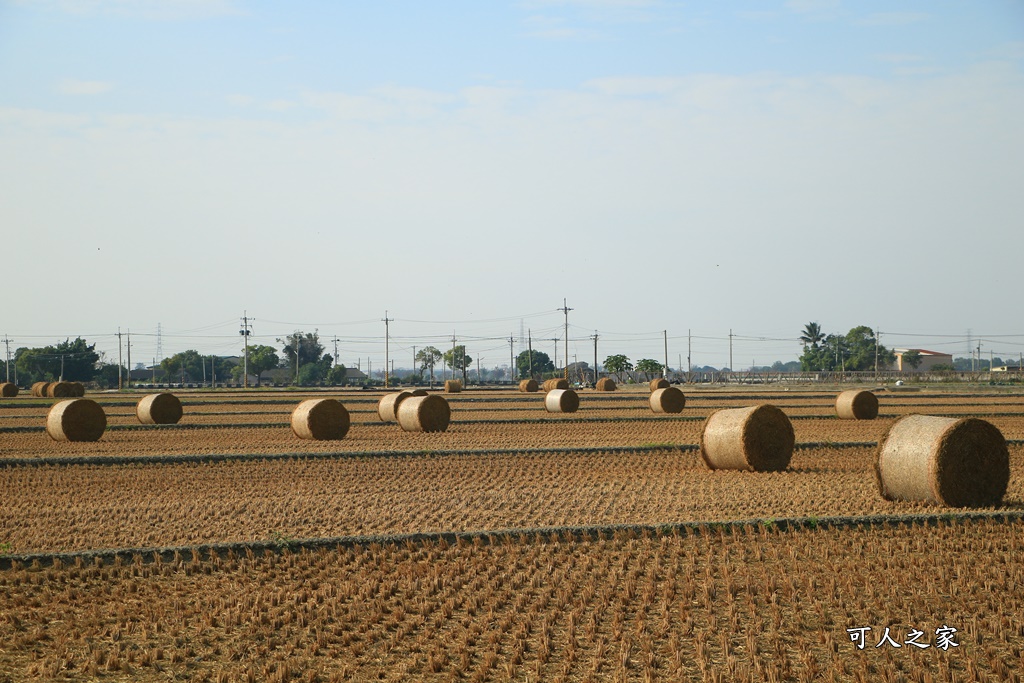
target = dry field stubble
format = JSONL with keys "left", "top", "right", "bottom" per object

{"left": 1, "top": 520, "right": 1022, "bottom": 683}
{"left": 1, "top": 444, "right": 1022, "bottom": 555}
{"left": 2, "top": 388, "right": 1024, "bottom": 681}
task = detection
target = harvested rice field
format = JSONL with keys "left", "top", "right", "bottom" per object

{"left": 1, "top": 385, "right": 1022, "bottom": 682}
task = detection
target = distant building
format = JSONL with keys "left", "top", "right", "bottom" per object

{"left": 893, "top": 349, "right": 954, "bottom": 372}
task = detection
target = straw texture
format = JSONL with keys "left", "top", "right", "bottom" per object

{"left": 377, "top": 391, "right": 412, "bottom": 422}
{"left": 649, "top": 378, "right": 670, "bottom": 391}
{"left": 46, "top": 398, "right": 107, "bottom": 442}
{"left": 397, "top": 395, "right": 451, "bottom": 433}
{"left": 875, "top": 414, "right": 1010, "bottom": 507}
{"left": 290, "top": 399, "right": 350, "bottom": 440}
{"left": 835, "top": 390, "right": 879, "bottom": 420}
{"left": 544, "top": 389, "right": 580, "bottom": 414}
{"left": 519, "top": 379, "right": 539, "bottom": 393}
{"left": 595, "top": 378, "right": 616, "bottom": 392}
{"left": 700, "top": 404, "right": 795, "bottom": 472}
{"left": 136, "top": 393, "right": 183, "bottom": 425}
{"left": 650, "top": 387, "right": 686, "bottom": 414}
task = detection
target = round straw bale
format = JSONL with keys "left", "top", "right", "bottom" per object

{"left": 700, "top": 404, "right": 794, "bottom": 472}
{"left": 519, "top": 379, "right": 539, "bottom": 392}
{"left": 650, "top": 387, "right": 686, "bottom": 414}
{"left": 649, "top": 378, "right": 670, "bottom": 391}
{"left": 835, "top": 389, "right": 878, "bottom": 420}
{"left": 377, "top": 391, "right": 412, "bottom": 422}
{"left": 0, "top": 382, "right": 18, "bottom": 398}
{"left": 31, "top": 382, "right": 48, "bottom": 397}
{"left": 71, "top": 382, "right": 86, "bottom": 397}
{"left": 290, "top": 399, "right": 350, "bottom": 440}
{"left": 542, "top": 378, "right": 569, "bottom": 392}
{"left": 46, "top": 398, "right": 107, "bottom": 442}
{"left": 397, "top": 395, "right": 451, "bottom": 433}
{"left": 544, "top": 389, "right": 580, "bottom": 413}
{"left": 49, "top": 382, "right": 77, "bottom": 398}
{"left": 408, "top": 388, "right": 428, "bottom": 396}
{"left": 595, "top": 377, "right": 616, "bottom": 392}
{"left": 136, "top": 393, "right": 183, "bottom": 425}
{"left": 875, "top": 415, "right": 1009, "bottom": 507}
{"left": 444, "top": 379, "right": 462, "bottom": 393}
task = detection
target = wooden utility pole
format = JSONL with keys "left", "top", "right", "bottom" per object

{"left": 117, "top": 328, "right": 123, "bottom": 390}
{"left": 126, "top": 330, "right": 132, "bottom": 389}
{"left": 528, "top": 329, "right": 533, "bottom": 378}
{"left": 663, "top": 330, "right": 669, "bottom": 379}
{"left": 240, "top": 311, "right": 252, "bottom": 388}
{"left": 591, "top": 331, "right": 598, "bottom": 385}
{"left": 560, "top": 299, "right": 573, "bottom": 381}
{"left": 382, "top": 311, "right": 393, "bottom": 388}
{"left": 509, "top": 335, "right": 515, "bottom": 382}
{"left": 687, "top": 329, "right": 692, "bottom": 382}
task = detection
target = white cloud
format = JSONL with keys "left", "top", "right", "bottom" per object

{"left": 57, "top": 79, "right": 114, "bottom": 95}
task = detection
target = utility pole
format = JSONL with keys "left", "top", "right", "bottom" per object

{"left": 528, "top": 329, "right": 533, "bottom": 378}
{"left": 240, "top": 311, "right": 252, "bottom": 388}
{"left": 117, "top": 327, "right": 123, "bottom": 391}
{"left": 3, "top": 335, "right": 10, "bottom": 382}
{"left": 333, "top": 336, "right": 340, "bottom": 372}
{"left": 728, "top": 329, "right": 733, "bottom": 374}
{"left": 126, "top": 330, "right": 132, "bottom": 389}
{"left": 59, "top": 354, "right": 64, "bottom": 381}
{"left": 212, "top": 354, "right": 216, "bottom": 387}
{"left": 509, "top": 335, "right": 515, "bottom": 383}
{"left": 687, "top": 329, "right": 692, "bottom": 382}
{"left": 663, "top": 330, "right": 669, "bottom": 379}
{"left": 874, "top": 328, "right": 880, "bottom": 379}
{"left": 592, "top": 331, "right": 598, "bottom": 386}
{"left": 560, "top": 298, "right": 573, "bottom": 381}
{"left": 294, "top": 335, "right": 299, "bottom": 382}
{"left": 451, "top": 332, "right": 457, "bottom": 384}
{"left": 552, "top": 338, "right": 558, "bottom": 370}
{"left": 476, "top": 355, "right": 480, "bottom": 385}
{"left": 412, "top": 346, "right": 417, "bottom": 380}
{"left": 382, "top": 311, "right": 393, "bottom": 388}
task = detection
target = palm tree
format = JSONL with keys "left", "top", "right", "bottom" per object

{"left": 799, "top": 322, "right": 824, "bottom": 348}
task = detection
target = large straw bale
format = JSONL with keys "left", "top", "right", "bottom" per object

{"left": 397, "top": 395, "right": 451, "bottom": 433}
{"left": 290, "top": 399, "right": 350, "bottom": 440}
{"left": 31, "top": 382, "right": 49, "bottom": 397}
{"left": 542, "top": 378, "right": 569, "bottom": 392}
{"left": 0, "top": 382, "right": 18, "bottom": 398}
{"left": 46, "top": 398, "right": 107, "bottom": 442}
{"left": 595, "top": 378, "right": 616, "bottom": 392}
{"left": 835, "top": 390, "right": 879, "bottom": 420}
{"left": 444, "top": 379, "right": 462, "bottom": 393}
{"left": 875, "top": 414, "right": 1009, "bottom": 507}
{"left": 137, "top": 393, "right": 183, "bottom": 425}
{"left": 649, "top": 378, "right": 670, "bottom": 391}
{"left": 544, "top": 389, "right": 580, "bottom": 413}
{"left": 377, "top": 391, "right": 412, "bottom": 422}
{"left": 700, "top": 404, "right": 794, "bottom": 472}
{"left": 650, "top": 387, "right": 686, "bottom": 414}
{"left": 48, "top": 382, "right": 78, "bottom": 398}
{"left": 519, "top": 379, "right": 539, "bottom": 392}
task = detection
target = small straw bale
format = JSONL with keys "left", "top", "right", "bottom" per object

{"left": 700, "top": 404, "right": 794, "bottom": 472}
{"left": 137, "top": 393, "right": 183, "bottom": 425}
{"left": 649, "top": 378, "right": 670, "bottom": 391}
{"left": 595, "top": 377, "right": 616, "bottom": 392}
{"left": 519, "top": 379, "right": 539, "bottom": 392}
{"left": 0, "top": 382, "right": 18, "bottom": 398}
{"left": 31, "top": 382, "right": 48, "bottom": 397}
{"left": 71, "top": 382, "right": 86, "bottom": 397}
{"left": 290, "top": 398, "right": 350, "bottom": 440}
{"left": 397, "top": 395, "right": 451, "bottom": 433}
{"left": 377, "top": 391, "right": 412, "bottom": 422}
{"left": 875, "top": 414, "right": 1009, "bottom": 507}
{"left": 49, "top": 382, "right": 77, "bottom": 398}
{"left": 544, "top": 389, "right": 580, "bottom": 413}
{"left": 444, "top": 379, "right": 462, "bottom": 393}
{"left": 408, "top": 389, "right": 429, "bottom": 396}
{"left": 835, "top": 389, "right": 879, "bottom": 420}
{"left": 46, "top": 398, "right": 107, "bottom": 442}
{"left": 650, "top": 387, "right": 686, "bottom": 414}
{"left": 542, "top": 378, "right": 569, "bottom": 392}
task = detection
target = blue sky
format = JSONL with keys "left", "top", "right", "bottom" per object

{"left": 2, "top": 1, "right": 1023, "bottom": 369}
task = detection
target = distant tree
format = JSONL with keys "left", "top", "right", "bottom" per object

{"left": 603, "top": 354, "right": 633, "bottom": 382}
{"left": 443, "top": 346, "right": 473, "bottom": 383}
{"left": 161, "top": 350, "right": 204, "bottom": 383}
{"left": 516, "top": 350, "right": 554, "bottom": 379}
{"left": 13, "top": 337, "right": 100, "bottom": 383}
{"left": 931, "top": 363, "right": 954, "bottom": 372}
{"left": 326, "top": 364, "right": 348, "bottom": 385}
{"left": 771, "top": 360, "right": 801, "bottom": 372}
{"left": 634, "top": 359, "right": 663, "bottom": 381}
{"left": 416, "top": 347, "right": 443, "bottom": 385}
{"left": 901, "top": 350, "right": 923, "bottom": 370}
{"left": 278, "top": 331, "right": 329, "bottom": 373}
{"left": 94, "top": 363, "right": 127, "bottom": 389}
{"left": 844, "top": 326, "right": 892, "bottom": 371}
{"left": 799, "top": 322, "right": 824, "bottom": 348}
{"left": 240, "top": 344, "right": 280, "bottom": 386}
